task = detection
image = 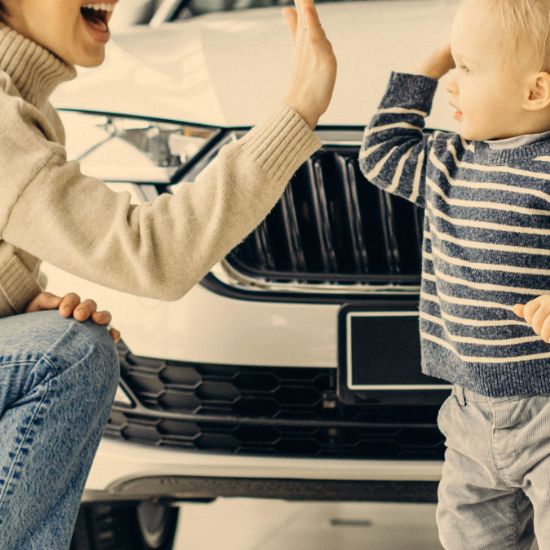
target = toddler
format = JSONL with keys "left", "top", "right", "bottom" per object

{"left": 360, "top": 0, "right": 550, "bottom": 548}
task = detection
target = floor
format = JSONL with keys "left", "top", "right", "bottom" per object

{"left": 172, "top": 499, "right": 445, "bottom": 549}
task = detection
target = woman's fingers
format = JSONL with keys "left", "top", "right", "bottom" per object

{"left": 59, "top": 292, "right": 81, "bottom": 317}
{"left": 93, "top": 310, "right": 120, "bottom": 343}
{"left": 25, "top": 291, "right": 62, "bottom": 313}
{"left": 109, "top": 327, "right": 121, "bottom": 344}
{"left": 43, "top": 292, "right": 121, "bottom": 343}
{"left": 284, "top": 0, "right": 337, "bottom": 129}
{"left": 91, "top": 310, "right": 112, "bottom": 325}
{"left": 282, "top": 7, "right": 297, "bottom": 44}
{"left": 72, "top": 298, "right": 98, "bottom": 321}
{"left": 303, "top": 0, "right": 323, "bottom": 37}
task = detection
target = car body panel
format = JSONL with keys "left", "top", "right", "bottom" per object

{"left": 52, "top": 1, "right": 457, "bottom": 129}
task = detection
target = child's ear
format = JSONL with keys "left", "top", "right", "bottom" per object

{"left": 524, "top": 72, "right": 550, "bottom": 111}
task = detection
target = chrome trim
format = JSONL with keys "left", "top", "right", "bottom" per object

{"left": 149, "top": 0, "right": 183, "bottom": 27}
{"left": 210, "top": 259, "right": 420, "bottom": 296}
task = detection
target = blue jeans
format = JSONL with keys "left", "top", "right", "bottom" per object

{"left": 0, "top": 309, "right": 119, "bottom": 549}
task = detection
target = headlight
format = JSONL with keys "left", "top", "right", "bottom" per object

{"left": 57, "top": 110, "right": 219, "bottom": 183}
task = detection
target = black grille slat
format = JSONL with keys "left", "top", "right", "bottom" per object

{"left": 228, "top": 145, "right": 423, "bottom": 285}
{"left": 279, "top": 186, "right": 307, "bottom": 272}
{"left": 107, "top": 346, "right": 445, "bottom": 460}
{"left": 306, "top": 156, "right": 338, "bottom": 272}
{"left": 378, "top": 192, "right": 402, "bottom": 274}
{"left": 252, "top": 220, "right": 276, "bottom": 272}
{"left": 335, "top": 154, "right": 369, "bottom": 273}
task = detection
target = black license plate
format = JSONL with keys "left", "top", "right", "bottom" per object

{"left": 337, "top": 304, "right": 450, "bottom": 405}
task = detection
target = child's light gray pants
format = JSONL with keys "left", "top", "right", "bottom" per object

{"left": 436, "top": 383, "right": 550, "bottom": 550}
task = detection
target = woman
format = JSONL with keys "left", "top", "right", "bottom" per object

{"left": 0, "top": 0, "right": 337, "bottom": 547}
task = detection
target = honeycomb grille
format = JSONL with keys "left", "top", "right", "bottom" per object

{"left": 105, "top": 345, "right": 445, "bottom": 460}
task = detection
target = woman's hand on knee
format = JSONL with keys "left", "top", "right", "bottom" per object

{"left": 282, "top": 0, "right": 337, "bottom": 129}
{"left": 24, "top": 291, "right": 121, "bottom": 343}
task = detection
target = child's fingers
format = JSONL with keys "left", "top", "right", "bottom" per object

{"left": 531, "top": 305, "right": 550, "bottom": 336}
{"left": 524, "top": 300, "right": 542, "bottom": 325}
{"left": 541, "top": 316, "right": 550, "bottom": 343}
{"left": 512, "top": 304, "right": 524, "bottom": 318}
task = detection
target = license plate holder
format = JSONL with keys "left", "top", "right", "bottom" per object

{"left": 337, "top": 304, "right": 449, "bottom": 405}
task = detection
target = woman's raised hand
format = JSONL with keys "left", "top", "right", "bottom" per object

{"left": 282, "top": 0, "right": 337, "bottom": 130}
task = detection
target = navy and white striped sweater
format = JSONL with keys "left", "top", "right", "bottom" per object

{"left": 359, "top": 71, "right": 550, "bottom": 397}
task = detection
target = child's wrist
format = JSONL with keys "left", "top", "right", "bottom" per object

{"left": 411, "top": 44, "right": 454, "bottom": 80}
{"left": 409, "top": 64, "right": 447, "bottom": 80}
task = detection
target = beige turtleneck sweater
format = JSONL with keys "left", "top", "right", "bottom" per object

{"left": 0, "top": 22, "right": 321, "bottom": 317}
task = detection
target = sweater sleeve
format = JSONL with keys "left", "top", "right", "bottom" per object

{"left": 358, "top": 71, "right": 441, "bottom": 209}
{"left": 0, "top": 100, "right": 321, "bottom": 301}
{"left": 0, "top": 242, "right": 44, "bottom": 316}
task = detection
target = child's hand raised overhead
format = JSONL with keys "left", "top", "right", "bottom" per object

{"left": 412, "top": 42, "right": 455, "bottom": 80}
{"left": 282, "top": 0, "right": 337, "bottom": 129}
{"left": 513, "top": 296, "right": 550, "bottom": 344}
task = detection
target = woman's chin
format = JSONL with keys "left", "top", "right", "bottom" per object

{"left": 74, "top": 48, "right": 106, "bottom": 68}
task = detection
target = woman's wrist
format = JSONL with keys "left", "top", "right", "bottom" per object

{"left": 283, "top": 98, "right": 319, "bottom": 130}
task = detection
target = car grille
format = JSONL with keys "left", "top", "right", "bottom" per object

{"left": 226, "top": 145, "right": 424, "bottom": 285}
{"left": 105, "top": 344, "right": 445, "bottom": 460}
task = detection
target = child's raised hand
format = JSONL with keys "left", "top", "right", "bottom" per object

{"left": 513, "top": 296, "right": 550, "bottom": 343}
{"left": 412, "top": 42, "right": 455, "bottom": 80}
{"left": 25, "top": 291, "right": 121, "bottom": 343}
{"left": 282, "top": 0, "right": 337, "bottom": 129}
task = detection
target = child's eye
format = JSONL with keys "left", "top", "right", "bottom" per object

{"left": 460, "top": 65, "right": 470, "bottom": 74}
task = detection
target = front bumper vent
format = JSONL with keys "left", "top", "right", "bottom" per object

{"left": 105, "top": 345, "right": 445, "bottom": 460}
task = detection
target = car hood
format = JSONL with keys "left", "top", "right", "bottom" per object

{"left": 51, "top": 0, "right": 457, "bottom": 130}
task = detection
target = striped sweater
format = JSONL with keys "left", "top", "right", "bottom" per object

{"left": 359, "top": 71, "right": 550, "bottom": 397}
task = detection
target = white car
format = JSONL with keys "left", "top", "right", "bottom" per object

{"left": 46, "top": 0, "right": 458, "bottom": 547}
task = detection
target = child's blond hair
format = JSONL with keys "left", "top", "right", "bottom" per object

{"left": 468, "top": 0, "right": 550, "bottom": 71}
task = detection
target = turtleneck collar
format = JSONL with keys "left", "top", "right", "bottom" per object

{"left": 0, "top": 21, "right": 77, "bottom": 109}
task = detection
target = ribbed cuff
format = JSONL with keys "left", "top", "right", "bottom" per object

{"left": 380, "top": 71, "right": 439, "bottom": 114}
{"left": 0, "top": 254, "right": 43, "bottom": 313}
{"left": 240, "top": 103, "right": 322, "bottom": 184}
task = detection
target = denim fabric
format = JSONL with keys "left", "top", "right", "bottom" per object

{"left": 0, "top": 309, "right": 119, "bottom": 549}
{"left": 436, "top": 384, "right": 550, "bottom": 550}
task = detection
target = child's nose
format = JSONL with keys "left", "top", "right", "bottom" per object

{"left": 446, "top": 78, "right": 458, "bottom": 95}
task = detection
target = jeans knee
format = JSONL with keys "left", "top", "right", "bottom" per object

{"left": 59, "top": 316, "right": 120, "bottom": 406}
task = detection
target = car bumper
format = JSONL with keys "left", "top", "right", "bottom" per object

{"left": 83, "top": 438, "right": 443, "bottom": 503}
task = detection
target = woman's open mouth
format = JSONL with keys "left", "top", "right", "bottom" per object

{"left": 80, "top": 3, "right": 115, "bottom": 38}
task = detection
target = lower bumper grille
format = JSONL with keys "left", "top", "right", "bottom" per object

{"left": 105, "top": 345, "right": 445, "bottom": 460}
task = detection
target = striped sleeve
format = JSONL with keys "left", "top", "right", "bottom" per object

{"left": 359, "top": 71, "right": 440, "bottom": 208}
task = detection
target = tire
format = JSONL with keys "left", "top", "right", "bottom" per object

{"left": 70, "top": 501, "right": 180, "bottom": 550}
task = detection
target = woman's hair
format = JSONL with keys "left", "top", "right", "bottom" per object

{"left": 0, "top": 2, "right": 8, "bottom": 23}
{"left": 483, "top": 0, "right": 550, "bottom": 71}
